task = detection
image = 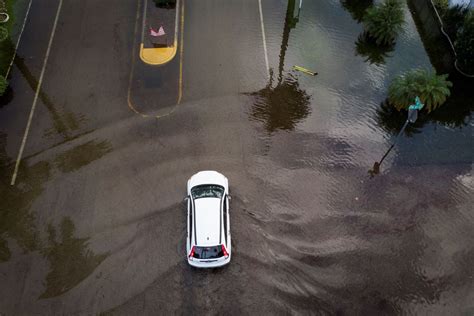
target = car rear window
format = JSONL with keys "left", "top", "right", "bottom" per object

{"left": 191, "top": 185, "right": 224, "bottom": 199}
{"left": 192, "top": 246, "right": 224, "bottom": 259}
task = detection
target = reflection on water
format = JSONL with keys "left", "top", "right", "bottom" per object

{"left": 14, "top": 55, "right": 86, "bottom": 140}
{"left": 0, "top": 132, "right": 47, "bottom": 262}
{"left": 377, "top": 101, "right": 423, "bottom": 136}
{"left": 248, "top": 73, "right": 311, "bottom": 134}
{"left": 1, "top": 132, "right": 112, "bottom": 299}
{"left": 341, "top": 0, "right": 395, "bottom": 65}
{"left": 40, "top": 217, "right": 108, "bottom": 299}
{"left": 340, "top": 0, "right": 373, "bottom": 23}
{"left": 355, "top": 32, "right": 395, "bottom": 65}
{"left": 248, "top": 0, "right": 310, "bottom": 134}
{"left": 54, "top": 140, "right": 112, "bottom": 173}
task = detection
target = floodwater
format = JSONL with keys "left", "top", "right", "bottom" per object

{"left": 0, "top": 0, "right": 473, "bottom": 315}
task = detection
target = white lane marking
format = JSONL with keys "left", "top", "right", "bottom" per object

{"left": 11, "top": 0, "right": 63, "bottom": 186}
{"left": 5, "top": 0, "right": 33, "bottom": 78}
{"left": 258, "top": 0, "right": 270, "bottom": 79}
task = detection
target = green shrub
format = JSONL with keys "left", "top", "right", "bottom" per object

{"left": 433, "top": 0, "right": 449, "bottom": 13}
{"left": 363, "top": 0, "right": 404, "bottom": 45}
{"left": 0, "top": 75, "right": 8, "bottom": 96}
{"left": 0, "top": 26, "right": 8, "bottom": 42}
{"left": 442, "top": 4, "right": 469, "bottom": 41}
{"left": 455, "top": 11, "right": 474, "bottom": 74}
{"left": 388, "top": 69, "right": 452, "bottom": 112}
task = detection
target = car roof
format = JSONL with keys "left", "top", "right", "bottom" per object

{"left": 194, "top": 198, "right": 221, "bottom": 246}
{"left": 188, "top": 171, "right": 228, "bottom": 191}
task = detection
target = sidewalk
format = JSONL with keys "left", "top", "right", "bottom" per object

{"left": 140, "top": 0, "right": 179, "bottom": 65}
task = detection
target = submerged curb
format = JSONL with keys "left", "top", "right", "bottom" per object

{"left": 139, "top": 0, "right": 180, "bottom": 66}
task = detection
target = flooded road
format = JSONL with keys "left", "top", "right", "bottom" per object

{"left": 0, "top": 0, "right": 473, "bottom": 315}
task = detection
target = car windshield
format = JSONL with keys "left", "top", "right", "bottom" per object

{"left": 191, "top": 185, "right": 224, "bottom": 199}
{"left": 192, "top": 246, "right": 224, "bottom": 259}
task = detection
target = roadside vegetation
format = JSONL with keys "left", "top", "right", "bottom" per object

{"left": 388, "top": 69, "right": 452, "bottom": 112}
{"left": 0, "top": 0, "right": 13, "bottom": 97}
{"left": 432, "top": 0, "right": 473, "bottom": 74}
{"left": 455, "top": 11, "right": 474, "bottom": 74}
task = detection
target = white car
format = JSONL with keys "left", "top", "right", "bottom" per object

{"left": 186, "top": 171, "right": 231, "bottom": 268}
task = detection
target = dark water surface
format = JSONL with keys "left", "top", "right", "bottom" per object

{"left": 0, "top": 0, "right": 473, "bottom": 315}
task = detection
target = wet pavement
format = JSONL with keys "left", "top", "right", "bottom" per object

{"left": 0, "top": 0, "right": 473, "bottom": 315}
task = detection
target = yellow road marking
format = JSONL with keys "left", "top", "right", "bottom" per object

{"left": 140, "top": 43, "right": 178, "bottom": 65}
{"left": 127, "top": 0, "right": 185, "bottom": 118}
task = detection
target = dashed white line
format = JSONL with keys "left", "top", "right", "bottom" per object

{"left": 258, "top": 0, "right": 270, "bottom": 79}
{"left": 10, "top": 0, "right": 63, "bottom": 186}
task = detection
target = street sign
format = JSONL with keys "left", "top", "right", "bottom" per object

{"left": 407, "top": 96, "right": 424, "bottom": 123}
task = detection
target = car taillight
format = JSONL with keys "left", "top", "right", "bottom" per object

{"left": 189, "top": 246, "right": 195, "bottom": 260}
{"left": 221, "top": 244, "right": 229, "bottom": 258}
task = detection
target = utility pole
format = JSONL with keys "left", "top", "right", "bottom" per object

{"left": 369, "top": 97, "right": 424, "bottom": 176}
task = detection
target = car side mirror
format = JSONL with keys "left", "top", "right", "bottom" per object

{"left": 183, "top": 196, "right": 190, "bottom": 202}
{"left": 227, "top": 195, "right": 231, "bottom": 201}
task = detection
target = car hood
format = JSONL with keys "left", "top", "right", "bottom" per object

{"left": 194, "top": 198, "right": 221, "bottom": 246}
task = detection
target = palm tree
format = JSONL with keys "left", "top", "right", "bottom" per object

{"left": 388, "top": 69, "right": 452, "bottom": 112}
{"left": 363, "top": 0, "right": 404, "bottom": 45}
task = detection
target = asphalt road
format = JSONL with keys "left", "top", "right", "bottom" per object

{"left": 0, "top": 0, "right": 473, "bottom": 315}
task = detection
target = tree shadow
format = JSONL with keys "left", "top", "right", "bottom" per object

{"left": 340, "top": 0, "right": 374, "bottom": 23}
{"left": 13, "top": 55, "right": 86, "bottom": 140}
{"left": 39, "top": 217, "right": 109, "bottom": 299}
{"left": 54, "top": 140, "right": 112, "bottom": 173}
{"left": 355, "top": 32, "right": 395, "bottom": 65}
{"left": 376, "top": 100, "right": 423, "bottom": 137}
{"left": 0, "top": 132, "right": 48, "bottom": 262}
{"left": 1, "top": 132, "right": 112, "bottom": 297}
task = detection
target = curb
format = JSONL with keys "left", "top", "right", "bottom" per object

{"left": 139, "top": 0, "right": 180, "bottom": 66}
